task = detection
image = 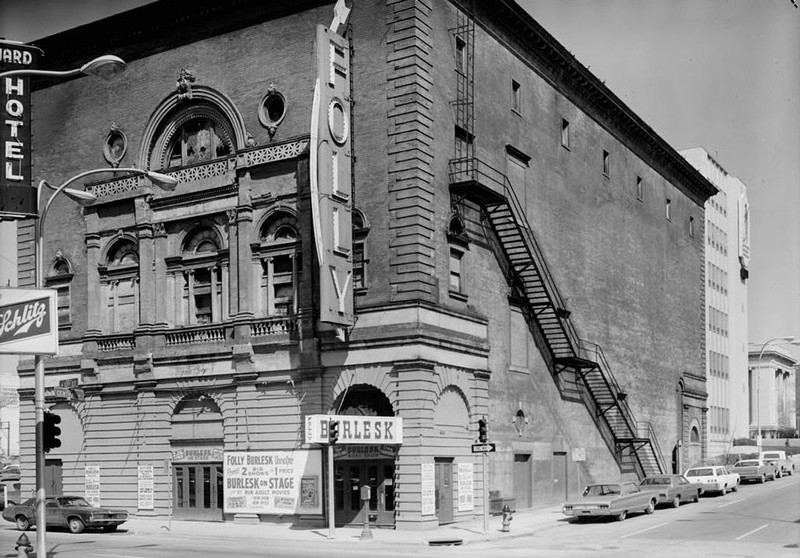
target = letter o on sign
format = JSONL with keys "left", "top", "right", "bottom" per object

{"left": 327, "top": 98, "right": 349, "bottom": 145}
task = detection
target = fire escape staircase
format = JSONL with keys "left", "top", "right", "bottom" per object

{"left": 449, "top": 158, "right": 665, "bottom": 479}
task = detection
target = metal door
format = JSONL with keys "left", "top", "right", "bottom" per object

{"left": 44, "top": 459, "right": 63, "bottom": 496}
{"left": 513, "top": 453, "right": 532, "bottom": 508}
{"left": 173, "top": 463, "right": 223, "bottom": 521}
{"left": 435, "top": 459, "right": 454, "bottom": 524}
{"left": 552, "top": 452, "right": 568, "bottom": 500}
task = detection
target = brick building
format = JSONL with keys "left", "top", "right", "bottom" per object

{"left": 15, "top": 0, "right": 715, "bottom": 529}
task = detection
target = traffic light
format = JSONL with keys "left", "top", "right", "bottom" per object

{"left": 329, "top": 420, "right": 340, "bottom": 445}
{"left": 478, "top": 418, "right": 488, "bottom": 444}
{"left": 43, "top": 411, "right": 62, "bottom": 453}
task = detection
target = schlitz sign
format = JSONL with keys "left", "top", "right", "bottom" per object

{"left": 0, "top": 39, "right": 41, "bottom": 219}
{"left": 0, "top": 288, "right": 58, "bottom": 354}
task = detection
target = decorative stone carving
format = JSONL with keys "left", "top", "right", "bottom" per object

{"left": 103, "top": 122, "right": 127, "bottom": 168}
{"left": 176, "top": 68, "right": 196, "bottom": 101}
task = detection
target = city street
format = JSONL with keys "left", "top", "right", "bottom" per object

{"left": 0, "top": 475, "right": 797, "bottom": 557}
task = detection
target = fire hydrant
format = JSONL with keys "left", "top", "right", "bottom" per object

{"left": 501, "top": 504, "right": 513, "bottom": 532}
{"left": 15, "top": 533, "right": 32, "bottom": 557}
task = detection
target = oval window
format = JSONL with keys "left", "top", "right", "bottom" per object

{"left": 103, "top": 128, "right": 127, "bottom": 166}
{"left": 259, "top": 90, "right": 287, "bottom": 129}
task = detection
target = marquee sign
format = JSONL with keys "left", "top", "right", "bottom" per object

{"left": 0, "top": 40, "right": 40, "bottom": 219}
{"left": 305, "top": 414, "right": 403, "bottom": 445}
{"left": 0, "top": 288, "right": 58, "bottom": 354}
{"left": 310, "top": 23, "right": 354, "bottom": 326}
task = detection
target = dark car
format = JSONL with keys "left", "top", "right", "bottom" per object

{"left": 2, "top": 495, "right": 128, "bottom": 533}
{"left": 0, "top": 481, "right": 21, "bottom": 510}
{"left": 638, "top": 474, "right": 702, "bottom": 507}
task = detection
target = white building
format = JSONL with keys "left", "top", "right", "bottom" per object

{"left": 681, "top": 148, "right": 750, "bottom": 458}
{"left": 747, "top": 344, "right": 797, "bottom": 439}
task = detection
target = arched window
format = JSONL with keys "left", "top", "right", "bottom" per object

{"left": 149, "top": 103, "right": 235, "bottom": 171}
{"left": 253, "top": 212, "right": 301, "bottom": 317}
{"left": 690, "top": 425, "right": 700, "bottom": 443}
{"left": 45, "top": 256, "right": 73, "bottom": 328}
{"left": 99, "top": 238, "right": 140, "bottom": 332}
{"left": 167, "top": 226, "right": 229, "bottom": 326}
{"left": 352, "top": 209, "right": 370, "bottom": 292}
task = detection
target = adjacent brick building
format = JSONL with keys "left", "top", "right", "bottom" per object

{"left": 15, "top": 0, "right": 715, "bottom": 529}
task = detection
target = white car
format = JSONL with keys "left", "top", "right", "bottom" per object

{"left": 684, "top": 465, "right": 740, "bottom": 495}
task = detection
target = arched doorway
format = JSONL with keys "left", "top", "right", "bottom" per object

{"left": 170, "top": 395, "right": 224, "bottom": 521}
{"left": 331, "top": 385, "right": 397, "bottom": 527}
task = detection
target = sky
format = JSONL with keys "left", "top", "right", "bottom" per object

{"left": 1, "top": 0, "right": 798, "bottom": 351}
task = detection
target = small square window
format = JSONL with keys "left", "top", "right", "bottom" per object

{"left": 512, "top": 80, "right": 521, "bottom": 113}
{"left": 561, "top": 119, "right": 570, "bottom": 149}
{"left": 636, "top": 176, "right": 643, "bottom": 201}
{"left": 666, "top": 198, "right": 672, "bottom": 221}
{"left": 602, "top": 150, "right": 610, "bottom": 177}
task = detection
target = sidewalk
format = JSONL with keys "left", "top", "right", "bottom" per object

{"left": 124, "top": 504, "right": 565, "bottom": 546}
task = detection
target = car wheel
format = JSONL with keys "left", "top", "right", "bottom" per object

{"left": 645, "top": 500, "right": 655, "bottom": 514}
{"left": 616, "top": 510, "right": 627, "bottom": 522}
{"left": 15, "top": 515, "right": 29, "bottom": 531}
{"left": 68, "top": 517, "right": 85, "bottom": 534}
{"left": 692, "top": 491, "right": 699, "bottom": 503}
{"left": 671, "top": 496, "right": 680, "bottom": 508}
{"left": 102, "top": 525, "right": 118, "bottom": 532}
{"left": 721, "top": 485, "right": 727, "bottom": 495}
{"left": 776, "top": 470, "right": 782, "bottom": 479}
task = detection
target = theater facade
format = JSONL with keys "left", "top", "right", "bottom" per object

{"left": 15, "top": 0, "right": 714, "bottom": 529}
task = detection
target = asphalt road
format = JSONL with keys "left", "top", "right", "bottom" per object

{"left": 0, "top": 475, "right": 797, "bottom": 557}
{"left": 482, "top": 474, "right": 800, "bottom": 557}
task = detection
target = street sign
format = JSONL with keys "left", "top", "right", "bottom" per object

{"left": 471, "top": 443, "right": 496, "bottom": 453}
{"left": 53, "top": 387, "right": 70, "bottom": 400}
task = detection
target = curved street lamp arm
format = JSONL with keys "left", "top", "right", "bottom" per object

{"left": 36, "top": 167, "right": 154, "bottom": 286}
{"left": 0, "top": 68, "right": 81, "bottom": 80}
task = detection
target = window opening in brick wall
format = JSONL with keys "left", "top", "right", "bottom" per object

{"left": 352, "top": 209, "right": 370, "bottom": 293}
{"left": 561, "top": 118, "right": 570, "bottom": 149}
{"left": 636, "top": 176, "right": 643, "bottom": 201}
{"left": 602, "top": 150, "right": 610, "bottom": 177}
{"left": 511, "top": 80, "right": 521, "bottom": 113}
{"left": 665, "top": 198, "right": 672, "bottom": 221}
{"left": 255, "top": 212, "right": 301, "bottom": 316}
{"left": 45, "top": 257, "right": 73, "bottom": 329}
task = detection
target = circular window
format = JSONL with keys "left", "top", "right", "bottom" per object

{"left": 258, "top": 90, "right": 287, "bottom": 130}
{"left": 103, "top": 127, "right": 127, "bottom": 166}
{"left": 327, "top": 98, "right": 349, "bottom": 145}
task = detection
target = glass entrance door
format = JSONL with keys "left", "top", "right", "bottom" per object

{"left": 173, "top": 463, "right": 224, "bottom": 521}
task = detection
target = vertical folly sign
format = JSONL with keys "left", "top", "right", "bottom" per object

{"left": 0, "top": 40, "right": 40, "bottom": 219}
{"left": 310, "top": 21, "right": 354, "bottom": 326}
{"left": 0, "top": 288, "right": 58, "bottom": 354}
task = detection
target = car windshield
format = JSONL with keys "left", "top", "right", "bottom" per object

{"left": 735, "top": 461, "right": 758, "bottom": 467}
{"left": 640, "top": 477, "right": 670, "bottom": 486}
{"left": 58, "top": 497, "right": 90, "bottom": 507}
{"left": 686, "top": 468, "right": 712, "bottom": 476}
{"left": 583, "top": 485, "right": 620, "bottom": 497}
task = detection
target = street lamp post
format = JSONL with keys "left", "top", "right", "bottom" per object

{"left": 2, "top": 52, "right": 130, "bottom": 558}
{"left": 754, "top": 336, "right": 800, "bottom": 451}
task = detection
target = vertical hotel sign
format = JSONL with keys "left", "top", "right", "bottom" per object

{"left": 0, "top": 288, "right": 58, "bottom": 355}
{"left": 310, "top": 14, "right": 354, "bottom": 326}
{"left": 0, "top": 40, "right": 40, "bottom": 219}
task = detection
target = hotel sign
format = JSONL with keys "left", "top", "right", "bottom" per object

{"left": 305, "top": 414, "right": 403, "bottom": 445}
{"left": 0, "top": 40, "right": 40, "bottom": 219}
{"left": 0, "top": 288, "right": 58, "bottom": 354}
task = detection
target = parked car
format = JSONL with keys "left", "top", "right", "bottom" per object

{"left": 0, "top": 465, "right": 20, "bottom": 482}
{"left": 562, "top": 482, "right": 657, "bottom": 521}
{"left": 759, "top": 451, "right": 795, "bottom": 477}
{"left": 684, "top": 465, "right": 740, "bottom": 495}
{"left": 638, "top": 474, "right": 702, "bottom": 507}
{"left": 733, "top": 459, "right": 777, "bottom": 483}
{"left": 0, "top": 481, "right": 21, "bottom": 510}
{"left": 2, "top": 495, "right": 128, "bottom": 533}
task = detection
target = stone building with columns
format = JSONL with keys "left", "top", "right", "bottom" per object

{"left": 14, "top": 0, "right": 714, "bottom": 529}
